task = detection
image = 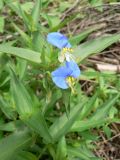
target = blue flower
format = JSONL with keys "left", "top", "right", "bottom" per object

{"left": 47, "top": 32, "right": 71, "bottom": 49}
{"left": 52, "top": 61, "right": 80, "bottom": 89}
{"left": 48, "top": 32, "right": 80, "bottom": 90}
{"left": 47, "top": 32, "right": 74, "bottom": 62}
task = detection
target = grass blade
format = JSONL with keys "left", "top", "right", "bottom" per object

{"left": 71, "top": 94, "right": 119, "bottom": 132}
{"left": 71, "top": 118, "right": 109, "bottom": 132}
{"left": 31, "top": 0, "right": 41, "bottom": 29}
{"left": 49, "top": 101, "right": 86, "bottom": 141}
{"left": 24, "top": 110, "right": 52, "bottom": 143}
{"left": 10, "top": 68, "right": 34, "bottom": 116}
{"left": 0, "top": 44, "right": 41, "bottom": 63}
{"left": 10, "top": 69, "right": 52, "bottom": 143}
{"left": 69, "top": 24, "right": 105, "bottom": 46}
{"left": 0, "top": 129, "right": 32, "bottom": 160}
{"left": 91, "top": 94, "right": 119, "bottom": 120}
{"left": 74, "top": 34, "right": 120, "bottom": 63}
{"left": 68, "top": 146, "right": 90, "bottom": 160}
{"left": 56, "top": 136, "right": 67, "bottom": 160}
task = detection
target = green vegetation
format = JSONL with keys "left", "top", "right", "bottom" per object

{"left": 0, "top": 0, "right": 120, "bottom": 160}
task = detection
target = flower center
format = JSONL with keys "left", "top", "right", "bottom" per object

{"left": 66, "top": 76, "right": 76, "bottom": 86}
{"left": 58, "top": 48, "right": 74, "bottom": 62}
{"left": 62, "top": 48, "right": 73, "bottom": 54}
{"left": 66, "top": 76, "right": 76, "bottom": 93}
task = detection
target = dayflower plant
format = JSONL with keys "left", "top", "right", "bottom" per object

{"left": 47, "top": 32, "right": 75, "bottom": 62}
{"left": 51, "top": 61, "right": 80, "bottom": 91}
{"left": 47, "top": 32, "right": 81, "bottom": 90}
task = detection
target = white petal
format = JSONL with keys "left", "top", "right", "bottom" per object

{"left": 65, "top": 54, "right": 71, "bottom": 61}
{"left": 58, "top": 54, "right": 65, "bottom": 62}
{"left": 65, "top": 53, "right": 75, "bottom": 62}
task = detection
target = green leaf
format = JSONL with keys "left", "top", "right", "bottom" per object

{"left": 32, "top": 31, "right": 45, "bottom": 52}
{"left": 0, "top": 0, "right": 3, "bottom": 10}
{"left": 74, "top": 34, "right": 120, "bottom": 63}
{"left": 0, "top": 129, "right": 32, "bottom": 160}
{"left": 0, "top": 121, "right": 16, "bottom": 132}
{"left": 43, "top": 90, "right": 62, "bottom": 115}
{"left": 78, "top": 93, "right": 98, "bottom": 120}
{"left": 71, "top": 94, "right": 119, "bottom": 132}
{"left": 0, "top": 44, "right": 41, "bottom": 63}
{"left": 0, "top": 17, "right": 4, "bottom": 33}
{"left": 5, "top": 1, "right": 30, "bottom": 31}
{"left": 103, "top": 125, "right": 112, "bottom": 139}
{"left": 17, "top": 59, "right": 27, "bottom": 80}
{"left": 49, "top": 101, "right": 85, "bottom": 141}
{"left": 69, "top": 25, "right": 104, "bottom": 46}
{"left": 80, "top": 131, "right": 98, "bottom": 141}
{"left": 90, "top": 94, "right": 119, "bottom": 120}
{"left": 68, "top": 146, "right": 102, "bottom": 160}
{"left": 59, "top": 1, "right": 71, "bottom": 12}
{"left": 4, "top": 0, "right": 21, "bottom": 16}
{"left": 68, "top": 146, "right": 91, "bottom": 160}
{"left": 0, "top": 95, "right": 16, "bottom": 119}
{"left": 10, "top": 68, "right": 34, "bottom": 116}
{"left": 21, "top": 2, "right": 34, "bottom": 13}
{"left": 24, "top": 110, "right": 52, "bottom": 143}
{"left": 0, "top": 53, "right": 9, "bottom": 73}
{"left": 89, "top": 0, "right": 103, "bottom": 11}
{"left": 17, "top": 3, "right": 31, "bottom": 31}
{"left": 14, "top": 151, "right": 37, "bottom": 160}
{"left": 70, "top": 118, "right": 109, "bottom": 132}
{"left": 50, "top": 14, "right": 76, "bottom": 32}
{"left": 12, "top": 23, "right": 31, "bottom": 46}
{"left": 41, "top": 13, "right": 61, "bottom": 29}
{"left": 10, "top": 69, "right": 52, "bottom": 143}
{"left": 56, "top": 136, "right": 67, "bottom": 160}
{"left": 31, "top": 0, "right": 41, "bottom": 29}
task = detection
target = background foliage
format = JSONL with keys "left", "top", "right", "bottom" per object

{"left": 0, "top": 0, "right": 120, "bottom": 160}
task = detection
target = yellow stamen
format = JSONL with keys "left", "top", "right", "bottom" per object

{"left": 62, "top": 48, "right": 73, "bottom": 54}
{"left": 66, "top": 76, "right": 76, "bottom": 93}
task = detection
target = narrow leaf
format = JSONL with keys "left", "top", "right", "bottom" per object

{"left": 0, "top": 121, "right": 16, "bottom": 132}
{"left": 0, "top": 44, "right": 41, "bottom": 63}
{"left": 14, "top": 151, "right": 37, "bottom": 160}
{"left": 78, "top": 93, "right": 98, "bottom": 120}
{"left": 0, "top": 129, "right": 32, "bottom": 160}
{"left": 74, "top": 34, "right": 120, "bottom": 63}
{"left": 0, "top": 17, "right": 4, "bottom": 33}
{"left": 10, "top": 69, "right": 52, "bottom": 143}
{"left": 12, "top": 23, "right": 31, "bottom": 45}
{"left": 56, "top": 136, "right": 67, "bottom": 160}
{"left": 10, "top": 68, "right": 34, "bottom": 116}
{"left": 31, "top": 0, "right": 41, "bottom": 29}
{"left": 49, "top": 101, "right": 85, "bottom": 141}
{"left": 71, "top": 118, "right": 109, "bottom": 132}
{"left": 24, "top": 110, "right": 52, "bottom": 143}
{"left": 69, "top": 25, "right": 105, "bottom": 45}
{"left": 0, "top": 95, "right": 15, "bottom": 119}
{"left": 68, "top": 146, "right": 90, "bottom": 160}
{"left": 91, "top": 94, "right": 119, "bottom": 120}
{"left": 71, "top": 95, "right": 119, "bottom": 132}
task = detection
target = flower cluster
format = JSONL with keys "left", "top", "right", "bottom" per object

{"left": 47, "top": 32, "right": 80, "bottom": 90}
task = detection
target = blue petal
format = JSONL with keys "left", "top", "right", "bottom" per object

{"left": 65, "top": 43, "right": 71, "bottom": 48}
{"left": 52, "top": 77, "right": 68, "bottom": 89}
{"left": 66, "top": 61, "right": 80, "bottom": 78}
{"left": 47, "top": 32, "right": 71, "bottom": 49}
{"left": 51, "top": 64, "right": 71, "bottom": 89}
{"left": 52, "top": 66, "right": 71, "bottom": 77}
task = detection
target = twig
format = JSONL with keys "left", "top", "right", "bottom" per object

{"left": 61, "top": 0, "right": 80, "bottom": 21}
{"left": 95, "top": 63, "right": 120, "bottom": 73}
{"left": 0, "top": 32, "right": 19, "bottom": 43}
{"left": 112, "top": 123, "right": 120, "bottom": 134}
{"left": 98, "top": 133, "right": 120, "bottom": 145}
